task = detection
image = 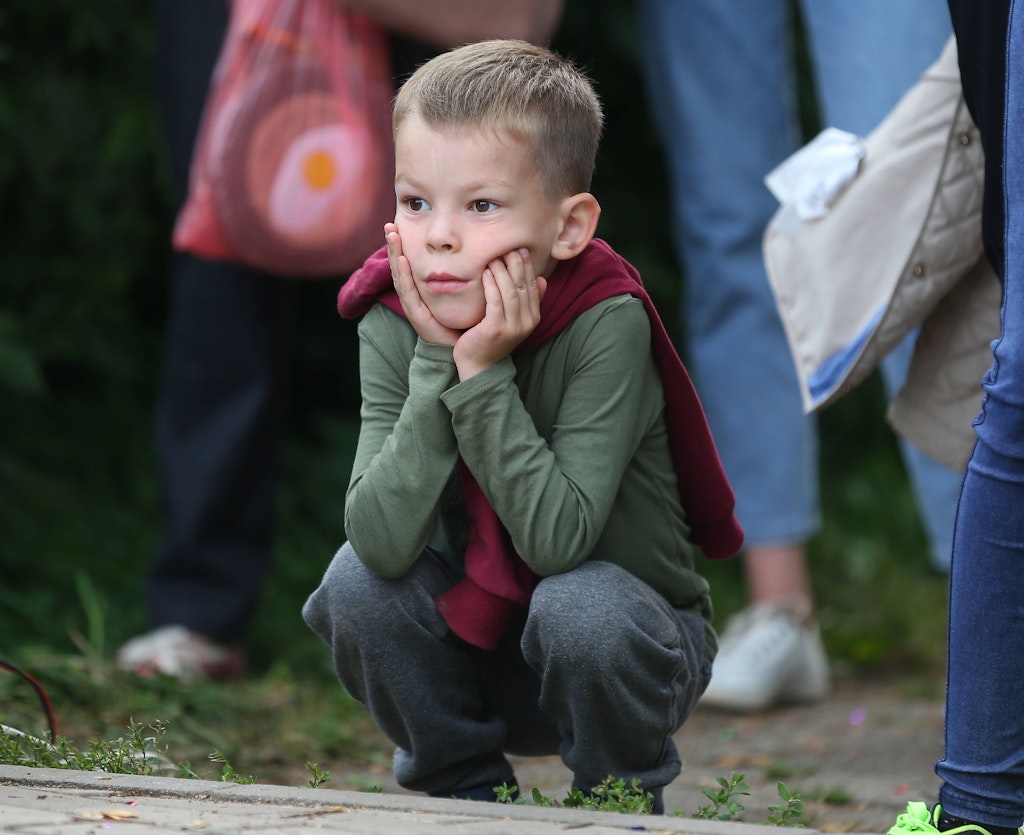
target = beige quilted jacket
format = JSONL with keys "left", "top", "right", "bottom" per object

{"left": 764, "top": 37, "right": 1000, "bottom": 473}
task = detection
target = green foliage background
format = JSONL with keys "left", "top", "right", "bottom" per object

{"left": 1, "top": 2, "right": 168, "bottom": 639}
{"left": 0, "top": 0, "right": 950, "bottom": 679}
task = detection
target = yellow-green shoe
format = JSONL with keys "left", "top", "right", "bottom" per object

{"left": 888, "top": 802, "right": 1017, "bottom": 835}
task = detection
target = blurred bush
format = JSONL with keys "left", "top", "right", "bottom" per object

{"left": 0, "top": 1, "right": 170, "bottom": 641}
{"left": 0, "top": 1, "right": 169, "bottom": 392}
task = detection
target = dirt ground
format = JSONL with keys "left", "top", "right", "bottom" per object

{"left": 328, "top": 672, "right": 945, "bottom": 833}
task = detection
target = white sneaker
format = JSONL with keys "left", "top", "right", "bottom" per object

{"left": 116, "top": 626, "right": 246, "bottom": 683}
{"left": 700, "top": 601, "right": 830, "bottom": 712}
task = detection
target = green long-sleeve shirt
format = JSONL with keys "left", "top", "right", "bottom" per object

{"left": 344, "top": 295, "right": 716, "bottom": 655}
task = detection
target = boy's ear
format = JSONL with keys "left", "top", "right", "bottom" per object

{"left": 550, "top": 192, "right": 602, "bottom": 261}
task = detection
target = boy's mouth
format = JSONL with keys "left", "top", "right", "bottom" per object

{"left": 423, "top": 272, "right": 471, "bottom": 292}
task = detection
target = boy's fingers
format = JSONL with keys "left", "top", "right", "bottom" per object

{"left": 481, "top": 268, "right": 507, "bottom": 319}
{"left": 512, "top": 251, "right": 531, "bottom": 291}
{"left": 509, "top": 250, "right": 541, "bottom": 316}
{"left": 535, "top": 275, "right": 548, "bottom": 301}
{"left": 383, "top": 227, "right": 415, "bottom": 300}
{"left": 512, "top": 250, "right": 538, "bottom": 299}
{"left": 491, "top": 251, "right": 530, "bottom": 307}
{"left": 385, "top": 226, "right": 404, "bottom": 288}
{"left": 484, "top": 258, "right": 514, "bottom": 313}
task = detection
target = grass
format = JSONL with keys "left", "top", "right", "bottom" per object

{"left": 0, "top": 652, "right": 388, "bottom": 787}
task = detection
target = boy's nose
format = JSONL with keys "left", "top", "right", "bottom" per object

{"left": 426, "top": 215, "right": 459, "bottom": 251}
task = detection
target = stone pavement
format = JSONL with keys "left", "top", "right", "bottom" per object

{"left": 1, "top": 764, "right": 853, "bottom": 835}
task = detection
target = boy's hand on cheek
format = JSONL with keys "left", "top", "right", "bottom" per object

{"left": 385, "top": 223, "right": 461, "bottom": 347}
{"left": 454, "top": 248, "right": 547, "bottom": 381}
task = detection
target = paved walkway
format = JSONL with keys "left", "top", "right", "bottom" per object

{"left": 2, "top": 764, "right": 837, "bottom": 835}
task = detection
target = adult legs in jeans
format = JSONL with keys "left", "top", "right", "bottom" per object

{"left": 303, "top": 545, "right": 709, "bottom": 802}
{"left": 639, "top": 0, "right": 959, "bottom": 711}
{"left": 932, "top": 0, "right": 1024, "bottom": 828}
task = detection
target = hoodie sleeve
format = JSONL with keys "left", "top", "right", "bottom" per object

{"left": 441, "top": 296, "right": 660, "bottom": 576}
{"left": 343, "top": 305, "right": 460, "bottom": 577}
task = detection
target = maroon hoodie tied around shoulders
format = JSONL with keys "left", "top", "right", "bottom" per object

{"left": 337, "top": 238, "right": 743, "bottom": 650}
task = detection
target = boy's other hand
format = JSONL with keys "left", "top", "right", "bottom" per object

{"left": 385, "top": 223, "right": 462, "bottom": 347}
{"left": 454, "top": 248, "right": 547, "bottom": 381}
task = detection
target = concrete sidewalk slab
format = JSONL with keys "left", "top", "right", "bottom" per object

{"left": 0, "top": 764, "right": 855, "bottom": 835}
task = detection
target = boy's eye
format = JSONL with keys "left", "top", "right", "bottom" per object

{"left": 470, "top": 200, "right": 498, "bottom": 213}
{"left": 404, "top": 197, "right": 428, "bottom": 212}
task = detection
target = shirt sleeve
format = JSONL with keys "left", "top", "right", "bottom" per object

{"left": 343, "top": 306, "right": 460, "bottom": 577}
{"left": 441, "top": 296, "right": 657, "bottom": 576}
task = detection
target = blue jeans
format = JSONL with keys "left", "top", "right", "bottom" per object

{"left": 639, "top": 0, "right": 961, "bottom": 567}
{"left": 936, "top": 0, "right": 1024, "bottom": 826}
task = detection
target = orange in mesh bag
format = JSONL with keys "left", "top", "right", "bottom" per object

{"left": 173, "top": 0, "right": 394, "bottom": 277}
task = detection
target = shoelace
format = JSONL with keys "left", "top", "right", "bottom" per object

{"left": 891, "top": 802, "right": 940, "bottom": 834}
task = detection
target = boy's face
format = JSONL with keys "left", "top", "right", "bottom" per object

{"left": 393, "top": 116, "right": 567, "bottom": 331}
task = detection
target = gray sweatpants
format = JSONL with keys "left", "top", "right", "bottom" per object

{"left": 302, "top": 543, "right": 711, "bottom": 798}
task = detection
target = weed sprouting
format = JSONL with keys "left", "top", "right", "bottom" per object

{"left": 494, "top": 782, "right": 524, "bottom": 804}
{"left": 306, "top": 760, "right": 332, "bottom": 788}
{"left": 497, "top": 776, "right": 654, "bottom": 814}
{"left": 768, "top": 781, "right": 806, "bottom": 826}
{"left": 210, "top": 749, "right": 256, "bottom": 784}
{"left": 695, "top": 770, "right": 751, "bottom": 820}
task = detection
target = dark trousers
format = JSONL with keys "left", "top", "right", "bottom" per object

{"left": 148, "top": 0, "right": 293, "bottom": 642}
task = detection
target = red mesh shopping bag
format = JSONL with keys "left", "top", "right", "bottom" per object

{"left": 173, "top": 0, "right": 395, "bottom": 277}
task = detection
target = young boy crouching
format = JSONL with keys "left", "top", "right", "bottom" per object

{"left": 303, "top": 38, "right": 743, "bottom": 811}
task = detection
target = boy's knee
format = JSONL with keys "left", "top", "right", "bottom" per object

{"left": 531, "top": 563, "right": 596, "bottom": 623}
{"left": 304, "top": 544, "right": 457, "bottom": 648}
{"left": 525, "top": 562, "right": 689, "bottom": 658}
{"left": 526, "top": 562, "right": 633, "bottom": 650}
{"left": 303, "top": 543, "right": 383, "bottom": 637}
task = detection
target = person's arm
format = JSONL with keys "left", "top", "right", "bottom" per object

{"left": 336, "top": 0, "right": 565, "bottom": 48}
{"left": 442, "top": 297, "right": 658, "bottom": 576}
{"left": 344, "top": 306, "right": 461, "bottom": 577}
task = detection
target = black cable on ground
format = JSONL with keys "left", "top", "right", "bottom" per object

{"left": 0, "top": 659, "right": 57, "bottom": 744}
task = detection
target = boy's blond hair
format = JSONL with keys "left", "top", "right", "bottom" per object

{"left": 393, "top": 39, "right": 604, "bottom": 199}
